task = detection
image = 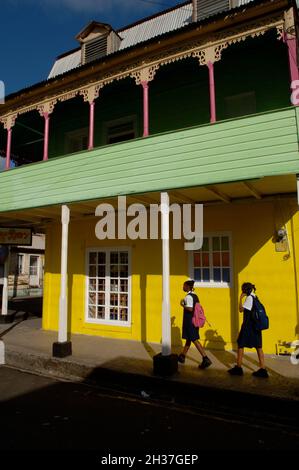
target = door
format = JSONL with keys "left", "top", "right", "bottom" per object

{"left": 29, "top": 256, "right": 40, "bottom": 287}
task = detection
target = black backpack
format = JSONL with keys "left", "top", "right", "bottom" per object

{"left": 251, "top": 295, "right": 269, "bottom": 331}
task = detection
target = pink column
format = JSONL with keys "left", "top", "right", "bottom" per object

{"left": 286, "top": 34, "right": 299, "bottom": 86}
{"left": 141, "top": 81, "right": 149, "bottom": 137}
{"left": 5, "top": 128, "right": 12, "bottom": 170}
{"left": 43, "top": 112, "right": 50, "bottom": 161}
{"left": 88, "top": 101, "right": 95, "bottom": 150}
{"left": 207, "top": 61, "right": 216, "bottom": 123}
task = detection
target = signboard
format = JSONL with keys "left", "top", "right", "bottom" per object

{"left": 0, "top": 228, "right": 32, "bottom": 246}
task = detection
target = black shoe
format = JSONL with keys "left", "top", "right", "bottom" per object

{"left": 252, "top": 368, "right": 269, "bottom": 378}
{"left": 228, "top": 365, "right": 243, "bottom": 376}
{"left": 199, "top": 356, "right": 212, "bottom": 369}
{"left": 178, "top": 354, "right": 185, "bottom": 364}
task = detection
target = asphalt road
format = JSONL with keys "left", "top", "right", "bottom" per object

{"left": 0, "top": 366, "right": 298, "bottom": 460}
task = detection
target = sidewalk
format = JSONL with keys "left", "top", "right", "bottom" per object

{"left": 1, "top": 315, "right": 299, "bottom": 404}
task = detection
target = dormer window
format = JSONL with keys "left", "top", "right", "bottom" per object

{"left": 76, "top": 21, "right": 121, "bottom": 65}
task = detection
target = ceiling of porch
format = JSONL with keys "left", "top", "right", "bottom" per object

{"left": 0, "top": 174, "right": 296, "bottom": 230}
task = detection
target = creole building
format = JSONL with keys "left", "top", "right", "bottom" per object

{"left": 0, "top": 0, "right": 299, "bottom": 360}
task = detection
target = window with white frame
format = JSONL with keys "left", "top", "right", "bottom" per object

{"left": 17, "top": 254, "right": 25, "bottom": 275}
{"left": 190, "top": 234, "right": 232, "bottom": 287}
{"left": 86, "top": 249, "right": 130, "bottom": 325}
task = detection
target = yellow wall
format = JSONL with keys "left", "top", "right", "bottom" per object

{"left": 43, "top": 199, "right": 299, "bottom": 354}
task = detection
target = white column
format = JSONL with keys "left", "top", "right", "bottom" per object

{"left": 161, "top": 192, "right": 171, "bottom": 356}
{"left": 58, "top": 205, "right": 70, "bottom": 343}
{"left": 1, "top": 248, "right": 10, "bottom": 316}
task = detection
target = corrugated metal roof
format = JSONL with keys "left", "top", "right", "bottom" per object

{"left": 48, "top": 2, "right": 193, "bottom": 79}
{"left": 119, "top": 3, "right": 193, "bottom": 50}
{"left": 46, "top": 0, "right": 260, "bottom": 80}
{"left": 48, "top": 49, "right": 81, "bottom": 79}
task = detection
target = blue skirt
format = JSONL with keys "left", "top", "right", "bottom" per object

{"left": 237, "top": 309, "right": 262, "bottom": 349}
{"left": 182, "top": 310, "right": 200, "bottom": 342}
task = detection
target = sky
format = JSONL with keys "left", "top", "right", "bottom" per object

{"left": 0, "top": 0, "right": 186, "bottom": 96}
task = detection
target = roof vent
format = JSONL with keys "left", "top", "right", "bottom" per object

{"left": 193, "top": 0, "right": 230, "bottom": 22}
{"left": 76, "top": 21, "right": 121, "bottom": 65}
{"left": 84, "top": 35, "right": 108, "bottom": 64}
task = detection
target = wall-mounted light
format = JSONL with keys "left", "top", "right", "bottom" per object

{"left": 276, "top": 228, "right": 287, "bottom": 242}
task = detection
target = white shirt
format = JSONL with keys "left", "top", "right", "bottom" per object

{"left": 184, "top": 291, "right": 194, "bottom": 308}
{"left": 243, "top": 292, "right": 256, "bottom": 311}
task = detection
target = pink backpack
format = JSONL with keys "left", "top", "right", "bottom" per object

{"left": 192, "top": 302, "right": 206, "bottom": 328}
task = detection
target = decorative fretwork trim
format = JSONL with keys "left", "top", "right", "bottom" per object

{"left": 0, "top": 13, "right": 286, "bottom": 123}
{"left": 284, "top": 7, "right": 296, "bottom": 37}
{"left": 130, "top": 65, "right": 160, "bottom": 85}
{"left": 37, "top": 99, "right": 58, "bottom": 116}
{"left": 79, "top": 83, "right": 103, "bottom": 103}
{"left": 0, "top": 113, "right": 18, "bottom": 130}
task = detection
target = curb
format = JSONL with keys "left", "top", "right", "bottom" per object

{"left": 4, "top": 345, "right": 299, "bottom": 431}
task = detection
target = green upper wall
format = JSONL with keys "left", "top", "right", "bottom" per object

{"left": 0, "top": 31, "right": 293, "bottom": 169}
{"left": 0, "top": 107, "right": 298, "bottom": 213}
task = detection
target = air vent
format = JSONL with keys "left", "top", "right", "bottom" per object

{"left": 195, "top": 0, "right": 230, "bottom": 21}
{"left": 84, "top": 35, "right": 108, "bottom": 64}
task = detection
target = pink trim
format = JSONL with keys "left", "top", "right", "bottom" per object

{"left": 286, "top": 35, "right": 299, "bottom": 87}
{"left": 43, "top": 113, "right": 50, "bottom": 161}
{"left": 207, "top": 61, "right": 216, "bottom": 123}
{"left": 88, "top": 101, "right": 95, "bottom": 150}
{"left": 5, "top": 128, "right": 12, "bottom": 170}
{"left": 141, "top": 81, "right": 149, "bottom": 137}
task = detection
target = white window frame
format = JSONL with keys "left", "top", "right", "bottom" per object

{"left": 104, "top": 116, "right": 137, "bottom": 145}
{"left": 189, "top": 232, "right": 233, "bottom": 288}
{"left": 29, "top": 255, "right": 39, "bottom": 276}
{"left": 17, "top": 254, "right": 25, "bottom": 275}
{"left": 85, "top": 246, "right": 132, "bottom": 326}
{"left": 64, "top": 127, "right": 89, "bottom": 154}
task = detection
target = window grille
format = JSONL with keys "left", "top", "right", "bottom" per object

{"left": 191, "top": 235, "right": 232, "bottom": 287}
{"left": 87, "top": 249, "right": 130, "bottom": 325}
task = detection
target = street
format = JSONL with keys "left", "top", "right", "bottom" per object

{"left": 0, "top": 365, "right": 298, "bottom": 460}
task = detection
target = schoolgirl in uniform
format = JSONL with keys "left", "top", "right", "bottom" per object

{"left": 178, "top": 279, "right": 212, "bottom": 369}
{"left": 228, "top": 282, "right": 268, "bottom": 378}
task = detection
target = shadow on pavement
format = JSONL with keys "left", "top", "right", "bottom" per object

{"left": 0, "top": 364, "right": 299, "bottom": 453}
